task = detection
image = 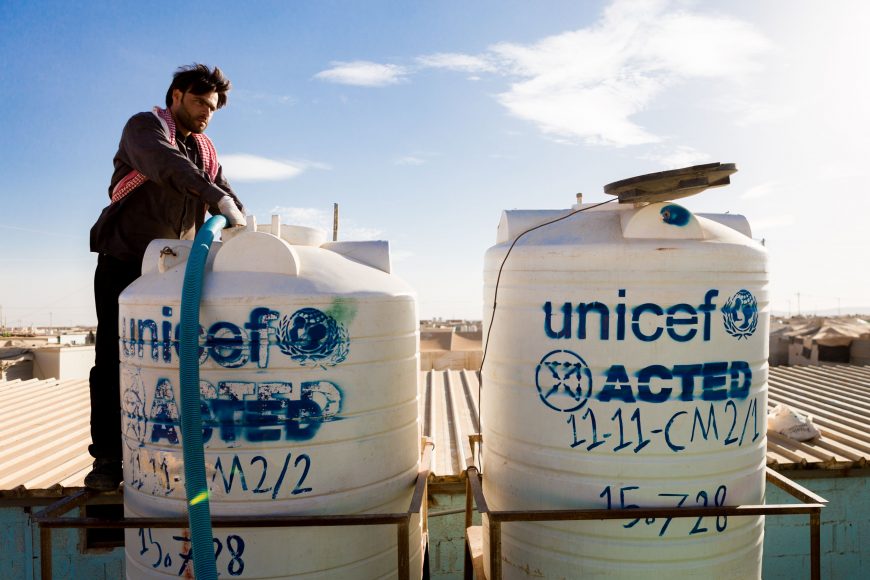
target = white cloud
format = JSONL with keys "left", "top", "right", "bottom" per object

{"left": 271, "top": 207, "right": 329, "bottom": 227}
{"left": 342, "top": 226, "right": 384, "bottom": 240}
{"left": 394, "top": 155, "right": 426, "bottom": 166}
{"left": 295, "top": 159, "right": 333, "bottom": 171}
{"left": 269, "top": 206, "right": 383, "bottom": 240}
{"left": 220, "top": 154, "right": 304, "bottom": 182}
{"left": 311, "top": 1, "right": 771, "bottom": 147}
{"left": 416, "top": 52, "right": 495, "bottom": 73}
{"left": 233, "top": 89, "right": 296, "bottom": 106}
{"left": 391, "top": 249, "right": 414, "bottom": 262}
{"left": 637, "top": 8, "right": 770, "bottom": 78}
{"left": 710, "top": 96, "right": 798, "bottom": 127}
{"left": 314, "top": 61, "right": 408, "bottom": 87}
{"left": 640, "top": 145, "right": 711, "bottom": 169}
{"left": 740, "top": 182, "right": 779, "bottom": 200}
{"left": 488, "top": 0, "right": 771, "bottom": 146}
{"left": 812, "top": 161, "right": 868, "bottom": 183}
{"left": 750, "top": 214, "right": 796, "bottom": 231}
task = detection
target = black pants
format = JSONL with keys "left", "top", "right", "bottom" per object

{"left": 88, "top": 253, "right": 142, "bottom": 461}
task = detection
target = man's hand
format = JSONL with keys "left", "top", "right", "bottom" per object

{"left": 217, "top": 196, "right": 246, "bottom": 226}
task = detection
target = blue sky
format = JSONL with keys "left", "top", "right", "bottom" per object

{"left": 1, "top": 0, "right": 868, "bottom": 327}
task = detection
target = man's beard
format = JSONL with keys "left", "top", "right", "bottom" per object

{"left": 176, "top": 106, "right": 206, "bottom": 134}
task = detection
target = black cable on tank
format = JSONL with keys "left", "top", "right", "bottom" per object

{"left": 476, "top": 197, "right": 616, "bottom": 466}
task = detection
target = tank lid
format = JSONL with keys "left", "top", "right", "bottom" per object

{"left": 604, "top": 162, "right": 737, "bottom": 204}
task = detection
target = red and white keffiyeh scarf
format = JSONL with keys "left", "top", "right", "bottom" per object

{"left": 109, "top": 107, "right": 219, "bottom": 204}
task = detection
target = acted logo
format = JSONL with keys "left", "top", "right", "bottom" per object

{"left": 535, "top": 350, "right": 593, "bottom": 412}
{"left": 535, "top": 348, "right": 753, "bottom": 409}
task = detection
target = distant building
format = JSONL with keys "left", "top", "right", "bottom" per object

{"left": 419, "top": 321, "right": 482, "bottom": 370}
{"left": 770, "top": 316, "right": 870, "bottom": 366}
{"left": 420, "top": 318, "right": 481, "bottom": 333}
{"left": 0, "top": 337, "right": 94, "bottom": 381}
{"left": 0, "top": 345, "right": 33, "bottom": 381}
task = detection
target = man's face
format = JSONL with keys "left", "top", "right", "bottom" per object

{"left": 171, "top": 88, "right": 218, "bottom": 135}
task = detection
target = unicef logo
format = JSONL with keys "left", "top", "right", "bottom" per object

{"left": 722, "top": 289, "right": 758, "bottom": 340}
{"left": 276, "top": 308, "right": 349, "bottom": 366}
{"left": 535, "top": 350, "right": 593, "bottom": 412}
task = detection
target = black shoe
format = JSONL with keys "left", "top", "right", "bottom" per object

{"left": 84, "top": 458, "right": 122, "bottom": 491}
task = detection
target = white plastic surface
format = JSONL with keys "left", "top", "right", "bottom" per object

{"left": 257, "top": 222, "right": 328, "bottom": 247}
{"left": 213, "top": 230, "right": 300, "bottom": 276}
{"left": 482, "top": 201, "right": 769, "bottom": 579}
{"left": 120, "top": 224, "right": 421, "bottom": 579}
{"left": 321, "top": 240, "right": 392, "bottom": 274}
{"left": 697, "top": 213, "right": 752, "bottom": 238}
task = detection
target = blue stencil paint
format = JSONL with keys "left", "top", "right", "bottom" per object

{"left": 543, "top": 302, "right": 572, "bottom": 339}
{"left": 540, "top": 289, "right": 719, "bottom": 344}
{"left": 592, "top": 360, "right": 751, "bottom": 404}
{"left": 535, "top": 349, "right": 593, "bottom": 412}
{"left": 128, "top": 377, "right": 344, "bottom": 445}
{"left": 149, "top": 378, "right": 180, "bottom": 444}
{"left": 276, "top": 307, "right": 349, "bottom": 366}
{"left": 722, "top": 289, "right": 758, "bottom": 339}
{"left": 121, "top": 305, "right": 350, "bottom": 369}
{"left": 660, "top": 204, "right": 691, "bottom": 226}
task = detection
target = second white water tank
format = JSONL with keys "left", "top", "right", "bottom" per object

{"left": 482, "top": 199, "right": 769, "bottom": 578}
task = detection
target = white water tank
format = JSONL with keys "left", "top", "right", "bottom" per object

{"left": 119, "top": 220, "right": 422, "bottom": 578}
{"left": 482, "top": 197, "right": 768, "bottom": 578}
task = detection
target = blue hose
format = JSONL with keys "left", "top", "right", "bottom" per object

{"left": 179, "top": 214, "right": 226, "bottom": 580}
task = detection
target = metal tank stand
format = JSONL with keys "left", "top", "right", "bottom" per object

{"left": 34, "top": 438, "right": 434, "bottom": 580}
{"left": 462, "top": 444, "right": 827, "bottom": 580}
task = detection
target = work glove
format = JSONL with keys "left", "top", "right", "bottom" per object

{"left": 217, "top": 195, "right": 246, "bottom": 227}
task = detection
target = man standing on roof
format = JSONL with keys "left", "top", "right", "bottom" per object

{"left": 86, "top": 64, "right": 246, "bottom": 490}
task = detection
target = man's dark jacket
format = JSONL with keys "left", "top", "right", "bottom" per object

{"left": 90, "top": 111, "right": 243, "bottom": 262}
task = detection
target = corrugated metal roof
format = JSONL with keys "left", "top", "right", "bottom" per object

{"left": 422, "top": 369, "right": 480, "bottom": 480}
{"left": 767, "top": 365, "right": 870, "bottom": 470}
{"left": 3, "top": 365, "right": 868, "bottom": 498}
{"left": 422, "top": 365, "right": 870, "bottom": 483}
{"left": 0, "top": 377, "right": 92, "bottom": 498}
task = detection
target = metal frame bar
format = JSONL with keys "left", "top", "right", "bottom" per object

{"left": 463, "top": 464, "right": 827, "bottom": 580}
{"left": 35, "top": 439, "right": 432, "bottom": 580}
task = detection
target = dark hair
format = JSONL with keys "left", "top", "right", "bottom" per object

{"left": 165, "top": 64, "right": 231, "bottom": 109}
